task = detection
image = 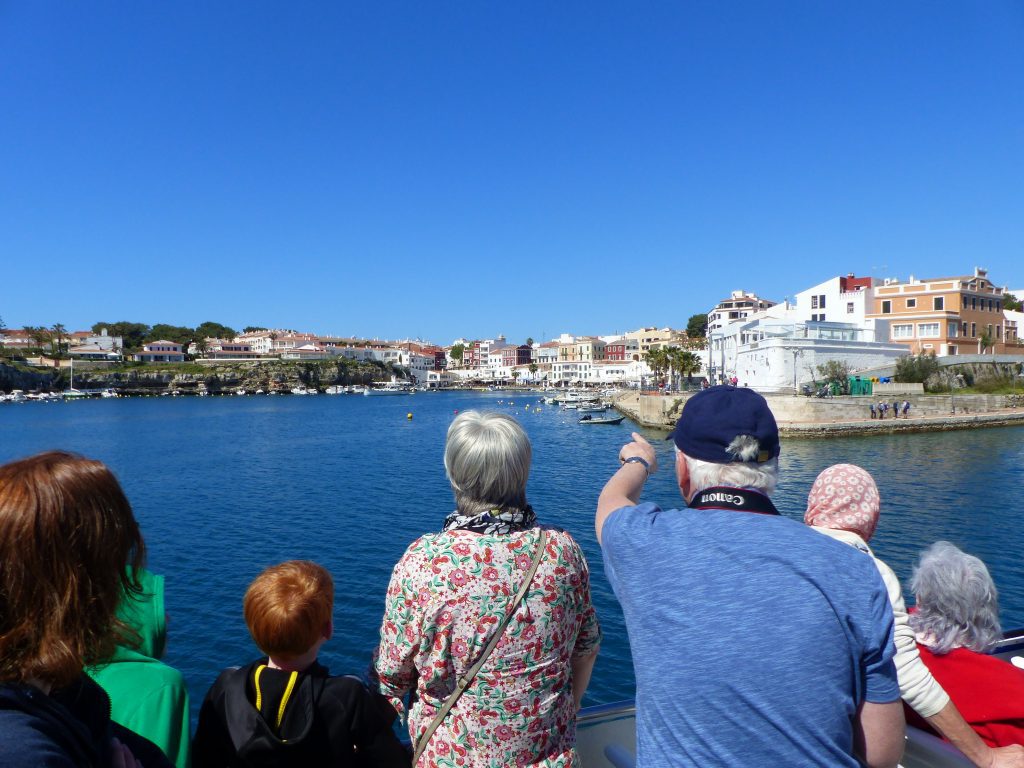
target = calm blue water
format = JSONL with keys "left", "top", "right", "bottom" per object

{"left": 2, "top": 392, "right": 1023, "bottom": 720}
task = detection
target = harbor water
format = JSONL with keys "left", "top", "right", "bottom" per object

{"left": 2, "top": 390, "right": 1023, "bottom": 720}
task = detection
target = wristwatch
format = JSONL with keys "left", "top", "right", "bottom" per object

{"left": 621, "top": 456, "right": 650, "bottom": 478}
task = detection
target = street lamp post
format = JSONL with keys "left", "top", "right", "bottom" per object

{"left": 792, "top": 348, "right": 803, "bottom": 396}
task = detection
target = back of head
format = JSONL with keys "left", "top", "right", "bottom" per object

{"left": 244, "top": 561, "right": 334, "bottom": 662}
{"left": 804, "top": 464, "right": 881, "bottom": 541}
{"left": 444, "top": 410, "right": 531, "bottom": 516}
{"left": 909, "top": 541, "right": 1001, "bottom": 654}
{"left": 0, "top": 451, "right": 145, "bottom": 687}
{"left": 669, "top": 386, "right": 780, "bottom": 495}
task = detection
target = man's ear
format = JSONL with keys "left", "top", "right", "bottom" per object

{"left": 676, "top": 450, "right": 692, "bottom": 502}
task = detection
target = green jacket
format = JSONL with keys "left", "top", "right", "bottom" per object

{"left": 87, "top": 569, "right": 191, "bottom": 768}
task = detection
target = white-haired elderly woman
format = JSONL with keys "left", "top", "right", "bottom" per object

{"left": 805, "top": 466, "right": 1024, "bottom": 767}
{"left": 905, "top": 541, "right": 1024, "bottom": 749}
{"left": 375, "top": 411, "right": 601, "bottom": 767}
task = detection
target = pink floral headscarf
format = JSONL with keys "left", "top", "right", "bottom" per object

{"left": 804, "top": 463, "right": 881, "bottom": 542}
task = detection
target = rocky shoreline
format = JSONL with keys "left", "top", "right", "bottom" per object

{"left": 613, "top": 392, "right": 1024, "bottom": 437}
{"left": 0, "top": 359, "right": 403, "bottom": 397}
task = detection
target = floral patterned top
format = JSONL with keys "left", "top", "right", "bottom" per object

{"left": 375, "top": 525, "right": 601, "bottom": 767}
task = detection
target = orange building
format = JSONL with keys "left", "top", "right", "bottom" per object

{"left": 867, "top": 268, "right": 1019, "bottom": 355}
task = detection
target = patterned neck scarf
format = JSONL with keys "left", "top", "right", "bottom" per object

{"left": 804, "top": 463, "right": 881, "bottom": 542}
{"left": 442, "top": 505, "right": 537, "bottom": 535}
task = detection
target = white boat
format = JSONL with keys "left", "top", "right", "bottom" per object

{"left": 364, "top": 381, "right": 414, "bottom": 396}
{"left": 291, "top": 386, "right": 314, "bottom": 395}
{"left": 575, "top": 631, "right": 1024, "bottom": 767}
{"left": 235, "top": 388, "right": 246, "bottom": 396}
{"left": 100, "top": 389, "right": 119, "bottom": 398}
{"left": 577, "top": 403, "right": 609, "bottom": 413}
{"left": 8, "top": 390, "right": 27, "bottom": 403}
{"left": 324, "top": 385, "right": 345, "bottom": 395}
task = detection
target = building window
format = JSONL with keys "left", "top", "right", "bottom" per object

{"left": 906, "top": 298, "right": 917, "bottom": 308}
{"left": 971, "top": 322, "right": 977, "bottom": 337}
{"left": 881, "top": 300, "right": 892, "bottom": 314}
{"left": 918, "top": 323, "right": 940, "bottom": 338}
{"left": 972, "top": 297, "right": 977, "bottom": 310}
{"left": 996, "top": 325, "right": 1002, "bottom": 339}
{"left": 810, "top": 295, "right": 818, "bottom": 309}
{"left": 847, "top": 302, "right": 854, "bottom": 314}
{"left": 892, "top": 324, "right": 914, "bottom": 339}
{"left": 963, "top": 295, "right": 968, "bottom": 309}
{"left": 819, "top": 294, "right": 826, "bottom": 309}
{"left": 947, "top": 322, "right": 959, "bottom": 338}
{"left": 949, "top": 345, "right": 957, "bottom": 355}
{"left": 933, "top": 296, "right": 944, "bottom": 311}
{"left": 997, "top": 301, "right": 1002, "bottom": 311}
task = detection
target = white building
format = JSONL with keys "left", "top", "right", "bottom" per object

{"left": 707, "top": 291, "right": 777, "bottom": 334}
{"left": 793, "top": 273, "right": 884, "bottom": 339}
{"left": 708, "top": 314, "right": 907, "bottom": 392}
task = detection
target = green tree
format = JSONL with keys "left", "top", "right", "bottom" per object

{"left": 194, "top": 337, "right": 209, "bottom": 357}
{"left": 644, "top": 348, "right": 669, "bottom": 386}
{"left": 194, "top": 321, "right": 237, "bottom": 340}
{"left": 1004, "top": 293, "right": 1021, "bottom": 312}
{"left": 450, "top": 344, "right": 465, "bottom": 365}
{"left": 24, "top": 325, "right": 51, "bottom": 350}
{"left": 146, "top": 324, "right": 194, "bottom": 347}
{"left": 51, "top": 323, "right": 68, "bottom": 356}
{"left": 675, "top": 348, "right": 702, "bottom": 383}
{"left": 686, "top": 313, "right": 709, "bottom": 339}
{"left": 242, "top": 326, "right": 267, "bottom": 334}
{"left": 979, "top": 329, "right": 994, "bottom": 354}
{"left": 525, "top": 337, "right": 534, "bottom": 347}
{"left": 894, "top": 353, "right": 940, "bottom": 384}
{"left": 815, "top": 360, "right": 851, "bottom": 394}
{"left": 511, "top": 370, "right": 520, "bottom": 385}
{"left": 529, "top": 362, "right": 538, "bottom": 378}
{"left": 92, "top": 322, "right": 150, "bottom": 351}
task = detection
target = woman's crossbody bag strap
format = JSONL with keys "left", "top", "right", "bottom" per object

{"left": 411, "top": 529, "right": 547, "bottom": 765}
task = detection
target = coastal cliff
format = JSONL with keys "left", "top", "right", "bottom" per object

{"left": 4, "top": 359, "right": 405, "bottom": 396}
{"left": 0, "top": 361, "right": 61, "bottom": 392}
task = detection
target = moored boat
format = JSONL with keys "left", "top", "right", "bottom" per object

{"left": 579, "top": 414, "right": 625, "bottom": 425}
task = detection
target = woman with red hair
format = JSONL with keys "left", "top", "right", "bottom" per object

{"left": 0, "top": 451, "right": 168, "bottom": 768}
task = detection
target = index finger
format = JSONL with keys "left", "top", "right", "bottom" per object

{"left": 630, "top": 432, "right": 651, "bottom": 446}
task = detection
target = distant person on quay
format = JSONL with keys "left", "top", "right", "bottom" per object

{"left": 375, "top": 410, "right": 601, "bottom": 767}
{"left": 0, "top": 451, "right": 171, "bottom": 768}
{"left": 805, "top": 464, "right": 1024, "bottom": 767}
{"left": 87, "top": 568, "right": 191, "bottom": 768}
{"left": 193, "top": 560, "right": 407, "bottom": 768}
{"left": 906, "top": 542, "right": 1024, "bottom": 749}
{"left": 596, "top": 385, "right": 905, "bottom": 767}
{"left": 903, "top": 400, "right": 912, "bottom": 418}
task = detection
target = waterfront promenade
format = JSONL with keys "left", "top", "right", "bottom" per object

{"left": 614, "top": 391, "right": 1024, "bottom": 436}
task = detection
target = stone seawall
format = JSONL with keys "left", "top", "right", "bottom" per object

{"left": 613, "top": 391, "right": 1024, "bottom": 436}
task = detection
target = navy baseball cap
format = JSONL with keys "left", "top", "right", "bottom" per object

{"left": 668, "top": 385, "right": 780, "bottom": 464}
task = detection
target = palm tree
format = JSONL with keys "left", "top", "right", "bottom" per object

{"left": 51, "top": 323, "right": 67, "bottom": 356}
{"left": 673, "top": 348, "right": 702, "bottom": 385}
{"left": 643, "top": 348, "right": 669, "bottom": 389}
{"left": 979, "top": 330, "right": 993, "bottom": 355}
{"left": 24, "top": 325, "right": 50, "bottom": 351}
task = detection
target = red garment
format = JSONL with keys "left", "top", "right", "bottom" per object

{"left": 905, "top": 644, "right": 1024, "bottom": 747}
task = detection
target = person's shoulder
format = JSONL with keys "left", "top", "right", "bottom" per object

{"left": 0, "top": 686, "right": 83, "bottom": 768}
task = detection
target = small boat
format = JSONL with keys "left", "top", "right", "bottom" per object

{"left": 100, "top": 389, "right": 119, "bottom": 398}
{"left": 291, "top": 386, "right": 314, "bottom": 395}
{"left": 364, "top": 381, "right": 414, "bottom": 395}
{"left": 579, "top": 414, "right": 625, "bottom": 425}
{"left": 577, "top": 403, "right": 609, "bottom": 413}
{"left": 324, "top": 385, "right": 345, "bottom": 395}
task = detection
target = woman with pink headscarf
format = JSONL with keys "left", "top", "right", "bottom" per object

{"left": 805, "top": 464, "right": 1024, "bottom": 768}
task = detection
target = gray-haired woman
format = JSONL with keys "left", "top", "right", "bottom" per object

{"left": 375, "top": 410, "right": 601, "bottom": 767}
{"left": 906, "top": 541, "right": 1024, "bottom": 749}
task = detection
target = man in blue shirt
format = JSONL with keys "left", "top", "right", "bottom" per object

{"left": 596, "top": 385, "right": 905, "bottom": 767}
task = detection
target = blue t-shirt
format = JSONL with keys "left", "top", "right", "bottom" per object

{"left": 602, "top": 501, "right": 899, "bottom": 768}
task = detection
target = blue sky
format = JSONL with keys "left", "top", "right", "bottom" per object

{"left": 2, "top": 2, "right": 1022, "bottom": 343}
